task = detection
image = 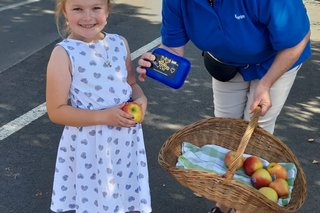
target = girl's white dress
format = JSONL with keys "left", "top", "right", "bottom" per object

{"left": 50, "top": 33, "right": 152, "bottom": 213}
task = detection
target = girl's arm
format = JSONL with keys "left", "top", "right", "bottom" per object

{"left": 250, "top": 31, "right": 311, "bottom": 115}
{"left": 46, "top": 46, "right": 136, "bottom": 127}
{"left": 122, "top": 37, "right": 148, "bottom": 120}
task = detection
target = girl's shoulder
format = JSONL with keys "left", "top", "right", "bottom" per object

{"left": 51, "top": 43, "right": 69, "bottom": 59}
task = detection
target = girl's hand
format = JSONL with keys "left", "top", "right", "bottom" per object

{"left": 136, "top": 52, "right": 155, "bottom": 82}
{"left": 102, "top": 103, "right": 137, "bottom": 127}
{"left": 250, "top": 83, "right": 272, "bottom": 116}
{"left": 132, "top": 95, "right": 148, "bottom": 122}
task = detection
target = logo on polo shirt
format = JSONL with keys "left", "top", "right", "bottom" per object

{"left": 234, "top": 14, "right": 245, "bottom": 20}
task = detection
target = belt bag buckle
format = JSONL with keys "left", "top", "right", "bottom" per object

{"left": 202, "top": 51, "right": 239, "bottom": 82}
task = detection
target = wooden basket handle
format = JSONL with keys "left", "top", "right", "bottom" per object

{"left": 223, "top": 107, "right": 261, "bottom": 180}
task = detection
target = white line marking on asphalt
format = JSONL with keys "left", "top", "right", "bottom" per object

{"left": 131, "top": 37, "right": 161, "bottom": 60}
{"left": 0, "top": 37, "right": 161, "bottom": 141}
{"left": 0, "top": 0, "right": 40, "bottom": 12}
{"left": 0, "top": 103, "right": 47, "bottom": 141}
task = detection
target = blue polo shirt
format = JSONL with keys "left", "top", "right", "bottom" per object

{"left": 161, "top": 0, "right": 311, "bottom": 80}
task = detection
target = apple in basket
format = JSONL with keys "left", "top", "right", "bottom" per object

{"left": 269, "top": 178, "right": 289, "bottom": 198}
{"left": 251, "top": 168, "right": 272, "bottom": 189}
{"left": 122, "top": 102, "right": 143, "bottom": 123}
{"left": 224, "top": 151, "right": 244, "bottom": 170}
{"left": 243, "top": 155, "right": 264, "bottom": 176}
{"left": 266, "top": 162, "right": 288, "bottom": 180}
{"left": 259, "top": 187, "right": 279, "bottom": 203}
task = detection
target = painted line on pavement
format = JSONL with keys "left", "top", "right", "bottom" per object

{"left": 0, "top": 37, "right": 161, "bottom": 141}
{"left": 0, "top": 0, "right": 40, "bottom": 12}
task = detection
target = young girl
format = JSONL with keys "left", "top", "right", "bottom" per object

{"left": 46, "top": 0, "right": 151, "bottom": 212}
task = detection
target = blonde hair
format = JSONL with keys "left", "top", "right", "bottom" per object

{"left": 55, "top": 0, "right": 111, "bottom": 38}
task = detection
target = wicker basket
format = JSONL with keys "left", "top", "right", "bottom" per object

{"left": 158, "top": 108, "right": 307, "bottom": 213}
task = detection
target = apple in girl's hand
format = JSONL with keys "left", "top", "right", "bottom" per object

{"left": 259, "top": 187, "right": 278, "bottom": 203}
{"left": 243, "top": 155, "right": 264, "bottom": 176}
{"left": 122, "top": 102, "right": 143, "bottom": 123}
{"left": 267, "top": 162, "right": 288, "bottom": 180}
{"left": 269, "top": 178, "right": 289, "bottom": 198}
{"left": 224, "top": 151, "right": 244, "bottom": 170}
{"left": 251, "top": 168, "right": 272, "bottom": 189}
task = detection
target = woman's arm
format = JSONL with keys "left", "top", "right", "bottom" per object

{"left": 46, "top": 46, "right": 136, "bottom": 127}
{"left": 250, "top": 30, "right": 311, "bottom": 115}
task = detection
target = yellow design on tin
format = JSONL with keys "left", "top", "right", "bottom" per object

{"left": 156, "top": 56, "right": 179, "bottom": 74}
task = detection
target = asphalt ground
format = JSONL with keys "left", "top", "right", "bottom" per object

{"left": 0, "top": 0, "right": 319, "bottom": 213}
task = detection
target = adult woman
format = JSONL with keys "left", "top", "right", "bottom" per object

{"left": 137, "top": 0, "right": 311, "bottom": 212}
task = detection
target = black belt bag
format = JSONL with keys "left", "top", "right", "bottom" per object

{"left": 202, "top": 51, "right": 239, "bottom": 82}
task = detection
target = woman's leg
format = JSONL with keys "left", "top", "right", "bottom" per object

{"left": 212, "top": 73, "right": 250, "bottom": 119}
{"left": 244, "top": 65, "right": 300, "bottom": 134}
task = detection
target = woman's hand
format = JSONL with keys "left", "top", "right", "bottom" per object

{"left": 250, "top": 82, "right": 272, "bottom": 116}
{"left": 136, "top": 52, "right": 156, "bottom": 82}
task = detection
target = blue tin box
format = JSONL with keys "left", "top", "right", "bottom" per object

{"left": 146, "top": 48, "right": 191, "bottom": 89}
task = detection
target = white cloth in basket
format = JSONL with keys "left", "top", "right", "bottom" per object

{"left": 176, "top": 142, "right": 297, "bottom": 206}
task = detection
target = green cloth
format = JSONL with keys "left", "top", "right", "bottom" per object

{"left": 176, "top": 142, "right": 297, "bottom": 206}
